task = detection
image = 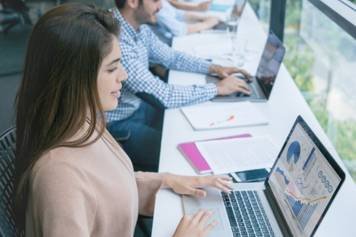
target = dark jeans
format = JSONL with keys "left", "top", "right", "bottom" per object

{"left": 107, "top": 102, "right": 163, "bottom": 172}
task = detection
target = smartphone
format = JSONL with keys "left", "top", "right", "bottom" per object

{"left": 229, "top": 168, "right": 269, "bottom": 183}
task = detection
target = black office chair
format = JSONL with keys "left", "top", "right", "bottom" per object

{"left": 0, "top": 127, "right": 23, "bottom": 237}
{"left": 135, "top": 215, "right": 153, "bottom": 237}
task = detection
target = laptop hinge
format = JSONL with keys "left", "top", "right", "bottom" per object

{"left": 264, "top": 183, "right": 293, "bottom": 237}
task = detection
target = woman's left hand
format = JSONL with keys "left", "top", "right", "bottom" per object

{"left": 163, "top": 174, "right": 233, "bottom": 198}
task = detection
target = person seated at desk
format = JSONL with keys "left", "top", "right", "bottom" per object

{"left": 154, "top": 0, "right": 219, "bottom": 44}
{"left": 14, "top": 3, "right": 233, "bottom": 236}
{"left": 107, "top": 0, "right": 252, "bottom": 172}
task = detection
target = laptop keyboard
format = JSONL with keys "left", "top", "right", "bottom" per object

{"left": 222, "top": 190, "right": 275, "bottom": 237}
{"left": 236, "top": 84, "right": 258, "bottom": 98}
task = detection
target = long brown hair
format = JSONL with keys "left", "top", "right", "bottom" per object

{"left": 15, "top": 3, "right": 119, "bottom": 228}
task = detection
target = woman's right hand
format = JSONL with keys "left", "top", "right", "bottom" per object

{"left": 173, "top": 210, "right": 217, "bottom": 237}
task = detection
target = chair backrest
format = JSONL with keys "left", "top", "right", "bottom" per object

{"left": 0, "top": 127, "right": 23, "bottom": 237}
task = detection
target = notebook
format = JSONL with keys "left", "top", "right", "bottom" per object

{"left": 178, "top": 133, "right": 251, "bottom": 174}
{"left": 181, "top": 102, "right": 268, "bottom": 131}
{"left": 178, "top": 134, "right": 278, "bottom": 174}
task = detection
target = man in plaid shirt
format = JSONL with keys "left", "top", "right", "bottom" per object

{"left": 107, "top": 0, "right": 251, "bottom": 171}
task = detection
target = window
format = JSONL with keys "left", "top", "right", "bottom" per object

{"left": 341, "top": 0, "right": 356, "bottom": 9}
{"left": 250, "top": 0, "right": 356, "bottom": 181}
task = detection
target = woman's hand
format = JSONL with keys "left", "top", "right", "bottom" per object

{"left": 173, "top": 210, "right": 217, "bottom": 237}
{"left": 163, "top": 174, "right": 233, "bottom": 198}
{"left": 164, "top": 175, "right": 229, "bottom": 236}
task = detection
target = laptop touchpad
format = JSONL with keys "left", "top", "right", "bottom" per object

{"left": 182, "top": 188, "right": 231, "bottom": 233}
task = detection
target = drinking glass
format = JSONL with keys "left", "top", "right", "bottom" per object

{"left": 225, "top": 14, "right": 245, "bottom": 67}
{"left": 225, "top": 0, "right": 249, "bottom": 66}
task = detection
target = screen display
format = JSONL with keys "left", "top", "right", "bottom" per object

{"left": 268, "top": 122, "right": 342, "bottom": 237}
{"left": 256, "top": 33, "right": 285, "bottom": 99}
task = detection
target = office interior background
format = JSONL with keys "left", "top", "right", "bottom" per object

{"left": 0, "top": 0, "right": 355, "bottom": 182}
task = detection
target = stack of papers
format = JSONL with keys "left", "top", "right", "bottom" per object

{"left": 181, "top": 102, "right": 268, "bottom": 130}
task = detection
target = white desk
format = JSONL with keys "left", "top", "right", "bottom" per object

{"left": 152, "top": 4, "right": 356, "bottom": 237}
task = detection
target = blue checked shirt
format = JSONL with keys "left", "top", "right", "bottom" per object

{"left": 106, "top": 8, "right": 218, "bottom": 122}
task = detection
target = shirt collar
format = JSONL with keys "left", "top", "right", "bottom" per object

{"left": 111, "top": 8, "right": 140, "bottom": 41}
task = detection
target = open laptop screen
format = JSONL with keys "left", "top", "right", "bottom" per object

{"left": 268, "top": 116, "right": 344, "bottom": 237}
{"left": 255, "top": 32, "right": 285, "bottom": 99}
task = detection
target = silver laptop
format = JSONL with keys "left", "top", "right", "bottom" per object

{"left": 183, "top": 116, "right": 345, "bottom": 237}
{"left": 214, "top": 0, "right": 248, "bottom": 31}
{"left": 208, "top": 31, "right": 286, "bottom": 102}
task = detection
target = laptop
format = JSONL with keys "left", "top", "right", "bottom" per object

{"left": 214, "top": 0, "right": 248, "bottom": 30}
{"left": 208, "top": 31, "right": 286, "bottom": 102}
{"left": 183, "top": 115, "right": 345, "bottom": 237}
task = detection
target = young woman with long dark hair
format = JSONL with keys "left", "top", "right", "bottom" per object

{"left": 15, "top": 3, "right": 232, "bottom": 236}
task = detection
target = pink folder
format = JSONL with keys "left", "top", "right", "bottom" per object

{"left": 177, "top": 133, "right": 252, "bottom": 174}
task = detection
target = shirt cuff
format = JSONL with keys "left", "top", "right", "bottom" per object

{"left": 198, "top": 60, "right": 212, "bottom": 74}
{"left": 205, "top": 82, "right": 218, "bottom": 98}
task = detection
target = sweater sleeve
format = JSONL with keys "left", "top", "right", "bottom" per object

{"left": 135, "top": 172, "right": 165, "bottom": 216}
{"left": 28, "top": 161, "right": 97, "bottom": 237}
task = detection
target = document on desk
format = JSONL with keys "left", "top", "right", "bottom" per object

{"left": 181, "top": 102, "right": 268, "bottom": 130}
{"left": 195, "top": 136, "right": 278, "bottom": 174}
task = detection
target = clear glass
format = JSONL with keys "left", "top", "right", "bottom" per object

{"left": 225, "top": 16, "right": 244, "bottom": 66}
{"left": 250, "top": 0, "right": 356, "bottom": 181}
{"left": 224, "top": 0, "right": 248, "bottom": 67}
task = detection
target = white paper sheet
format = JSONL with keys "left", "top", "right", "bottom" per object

{"left": 181, "top": 102, "right": 268, "bottom": 130}
{"left": 196, "top": 136, "right": 278, "bottom": 174}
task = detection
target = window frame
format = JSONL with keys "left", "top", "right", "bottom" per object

{"left": 308, "top": 0, "right": 356, "bottom": 39}
{"left": 268, "top": 0, "right": 355, "bottom": 42}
